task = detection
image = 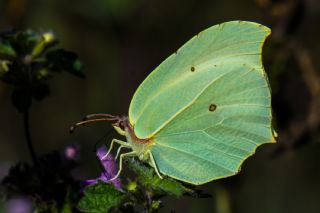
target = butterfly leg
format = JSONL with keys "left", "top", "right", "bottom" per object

{"left": 110, "top": 151, "right": 136, "bottom": 181}
{"left": 102, "top": 139, "right": 130, "bottom": 160}
{"left": 115, "top": 145, "right": 132, "bottom": 160}
{"left": 148, "top": 151, "right": 163, "bottom": 179}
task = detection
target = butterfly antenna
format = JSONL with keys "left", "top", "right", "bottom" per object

{"left": 69, "top": 114, "right": 119, "bottom": 133}
{"left": 84, "top": 114, "right": 118, "bottom": 120}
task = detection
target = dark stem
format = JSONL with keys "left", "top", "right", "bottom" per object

{"left": 23, "top": 110, "right": 39, "bottom": 168}
{"left": 145, "top": 191, "right": 153, "bottom": 213}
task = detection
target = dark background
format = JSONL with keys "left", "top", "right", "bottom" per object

{"left": 0, "top": 0, "right": 320, "bottom": 212}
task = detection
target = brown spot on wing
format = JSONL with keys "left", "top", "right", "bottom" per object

{"left": 209, "top": 104, "right": 217, "bottom": 112}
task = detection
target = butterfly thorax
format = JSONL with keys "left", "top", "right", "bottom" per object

{"left": 115, "top": 116, "right": 154, "bottom": 161}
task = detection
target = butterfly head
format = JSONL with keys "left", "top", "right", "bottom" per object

{"left": 111, "top": 116, "right": 129, "bottom": 136}
{"left": 69, "top": 113, "right": 128, "bottom": 135}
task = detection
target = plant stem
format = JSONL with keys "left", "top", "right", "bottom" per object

{"left": 23, "top": 110, "right": 39, "bottom": 168}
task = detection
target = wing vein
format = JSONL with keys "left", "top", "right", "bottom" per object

{"left": 202, "top": 131, "right": 252, "bottom": 154}
{"left": 209, "top": 123, "right": 271, "bottom": 142}
{"left": 153, "top": 69, "right": 235, "bottom": 136}
{"left": 155, "top": 143, "right": 236, "bottom": 172}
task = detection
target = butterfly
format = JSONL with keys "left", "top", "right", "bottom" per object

{"left": 72, "top": 21, "right": 276, "bottom": 185}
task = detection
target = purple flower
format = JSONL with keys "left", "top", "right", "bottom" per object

{"left": 5, "top": 196, "right": 33, "bottom": 213}
{"left": 84, "top": 145, "right": 121, "bottom": 189}
{"left": 63, "top": 144, "right": 80, "bottom": 161}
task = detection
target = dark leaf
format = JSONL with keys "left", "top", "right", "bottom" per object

{"left": 2, "top": 152, "right": 81, "bottom": 212}
{"left": 1, "top": 162, "right": 39, "bottom": 195}
{"left": 126, "top": 159, "right": 194, "bottom": 197}
{"left": 46, "top": 49, "right": 85, "bottom": 78}
{"left": 0, "top": 41, "right": 16, "bottom": 58}
{"left": 9, "top": 31, "right": 38, "bottom": 55}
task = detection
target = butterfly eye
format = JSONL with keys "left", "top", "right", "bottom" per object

{"left": 118, "top": 121, "right": 125, "bottom": 130}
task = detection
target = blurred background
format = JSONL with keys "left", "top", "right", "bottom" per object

{"left": 0, "top": 0, "right": 320, "bottom": 212}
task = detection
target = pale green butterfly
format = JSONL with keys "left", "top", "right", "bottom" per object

{"left": 73, "top": 21, "right": 276, "bottom": 185}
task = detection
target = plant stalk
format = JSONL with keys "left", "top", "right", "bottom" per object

{"left": 23, "top": 110, "right": 39, "bottom": 168}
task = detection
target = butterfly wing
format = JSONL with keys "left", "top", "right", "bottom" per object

{"left": 129, "top": 21, "right": 275, "bottom": 184}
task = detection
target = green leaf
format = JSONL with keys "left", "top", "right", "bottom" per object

{"left": 126, "top": 159, "right": 193, "bottom": 197}
{"left": 0, "top": 60, "right": 11, "bottom": 76}
{"left": 31, "top": 32, "right": 57, "bottom": 58}
{"left": 61, "top": 199, "right": 73, "bottom": 213}
{"left": 0, "top": 41, "right": 16, "bottom": 58}
{"left": 151, "top": 200, "right": 161, "bottom": 211}
{"left": 8, "top": 31, "right": 38, "bottom": 55}
{"left": 78, "top": 181, "right": 127, "bottom": 213}
{"left": 46, "top": 49, "right": 85, "bottom": 78}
